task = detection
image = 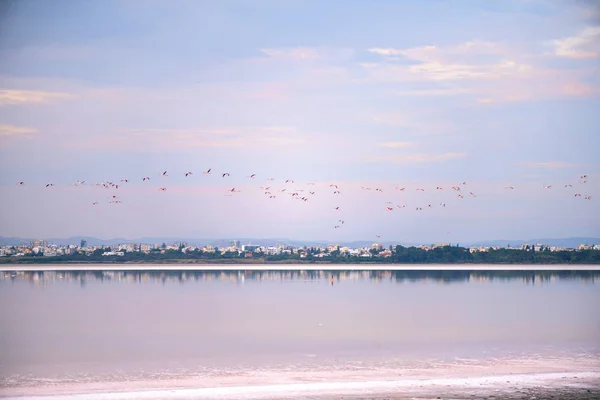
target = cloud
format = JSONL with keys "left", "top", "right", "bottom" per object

{"left": 371, "top": 114, "right": 413, "bottom": 126}
{"left": 259, "top": 47, "right": 355, "bottom": 62}
{"left": 0, "top": 124, "right": 38, "bottom": 137}
{"left": 367, "top": 42, "right": 530, "bottom": 82}
{"left": 378, "top": 141, "right": 415, "bottom": 148}
{"left": 370, "top": 152, "right": 467, "bottom": 164}
{"left": 260, "top": 47, "right": 322, "bottom": 60}
{"left": 370, "top": 112, "right": 451, "bottom": 134}
{"left": 365, "top": 38, "right": 600, "bottom": 102}
{"left": 393, "top": 87, "right": 472, "bottom": 97}
{"left": 78, "top": 126, "right": 307, "bottom": 151}
{"left": 553, "top": 26, "right": 600, "bottom": 58}
{"left": 523, "top": 161, "right": 576, "bottom": 168}
{"left": 0, "top": 89, "right": 75, "bottom": 106}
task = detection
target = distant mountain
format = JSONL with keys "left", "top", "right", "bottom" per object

{"left": 0, "top": 236, "right": 598, "bottom": 248}
{"left": 0, "top": 237, "right": 32, "bottom": 246}
{"left": 464, "top": 237, "right": 600, "bottom": 248}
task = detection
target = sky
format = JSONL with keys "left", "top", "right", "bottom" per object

{"left": 0, "top": 0, "right": 599, "bottom": 244}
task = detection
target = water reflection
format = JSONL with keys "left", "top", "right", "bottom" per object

{"left": 1, "top": 269, "right": 598, "bottom": 286}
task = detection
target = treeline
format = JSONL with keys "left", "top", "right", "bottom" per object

{"left": 2, "top": 245, "right": 600, "bottom": 264}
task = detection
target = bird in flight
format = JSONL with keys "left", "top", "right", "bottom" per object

{"left": 143, "top": 176, "right": 150, "bottom": 181}
{"left": 204, "top": 169, "right": 212, "bottom": 175}
{"left": 46, "top": 183, "right": 53, "bottom": 187}
{"left": 185, "top": 172, "right": 193, "bottom": 177}
{"left": 162, "top": 171, "right": 168, "bottom": 177}
{"left": 159, "top": 188, "right": 167, "bottom": 191}
{"left": 222, "top": 173, "right": 230, "bottom": 178}
{"left": 16, "top": 181, "right": 24, "bottom": 186}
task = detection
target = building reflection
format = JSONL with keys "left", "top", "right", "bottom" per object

{"left": 1, "top": 269, "right": 598, "bottom": 286}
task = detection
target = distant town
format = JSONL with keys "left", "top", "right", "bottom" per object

{"left": 1, "top": 239, "right": 600, "bottom": 264}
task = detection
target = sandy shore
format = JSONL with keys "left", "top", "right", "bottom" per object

{"left": 297, "top": 386, "right": 600, "bottom": 400}
{"left": 2, "top": 362, "right": 599, "bottom": 399}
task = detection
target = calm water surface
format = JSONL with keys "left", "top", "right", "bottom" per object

{"left": 1, "top": 268, "right": 599, "bottom": 397}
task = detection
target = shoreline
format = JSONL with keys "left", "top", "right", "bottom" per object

{"left": 2, "top": 257, "right": 600, "bottom": 265}
{"left": 2, "top": 371, "right": 599, "bottom": 399}
{"left": 2, "top": 263, "right": 600, "bottom": 271}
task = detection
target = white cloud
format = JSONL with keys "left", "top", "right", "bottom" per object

{"left": 364, "top": 38, "right": 599, "bottom": 102}
{"left": 80, "top": 126, "right": 306, "bottom": 150}
{"left": 0, "top": 89, "right": 75, "bottom": 106}
{"left": 371, "top": 152, "right": 467, "bottom": 164}
{"left": 0, "top": 124, "right": 38, "bottom": 137}
{"left": 371, "top": 114, "right": 413, "bottom": 126}
{"left": 259, "top": 47, "right": 355, "bottom": 62}
{"left": 378, "top": 141, "right": 415, "bottom": 148}
{"left": 523, "top": 161, "right": 576, "bottom": 168}
{"left": 553, "top": 26, "right": 600, "bottom": 58}
{"left": 366, "top": 42, "right": 530, "bottom": 82}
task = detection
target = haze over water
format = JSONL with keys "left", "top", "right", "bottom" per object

{"left": 1, "top": 268, "right": 599, "bottom": 398}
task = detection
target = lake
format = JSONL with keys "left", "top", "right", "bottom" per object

{"left": 1, "top": 267, "right": 600, "bottom": 399}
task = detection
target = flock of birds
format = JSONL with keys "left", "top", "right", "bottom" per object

{"left": 13, "top": 171, "right": 593, "bottom": 237}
